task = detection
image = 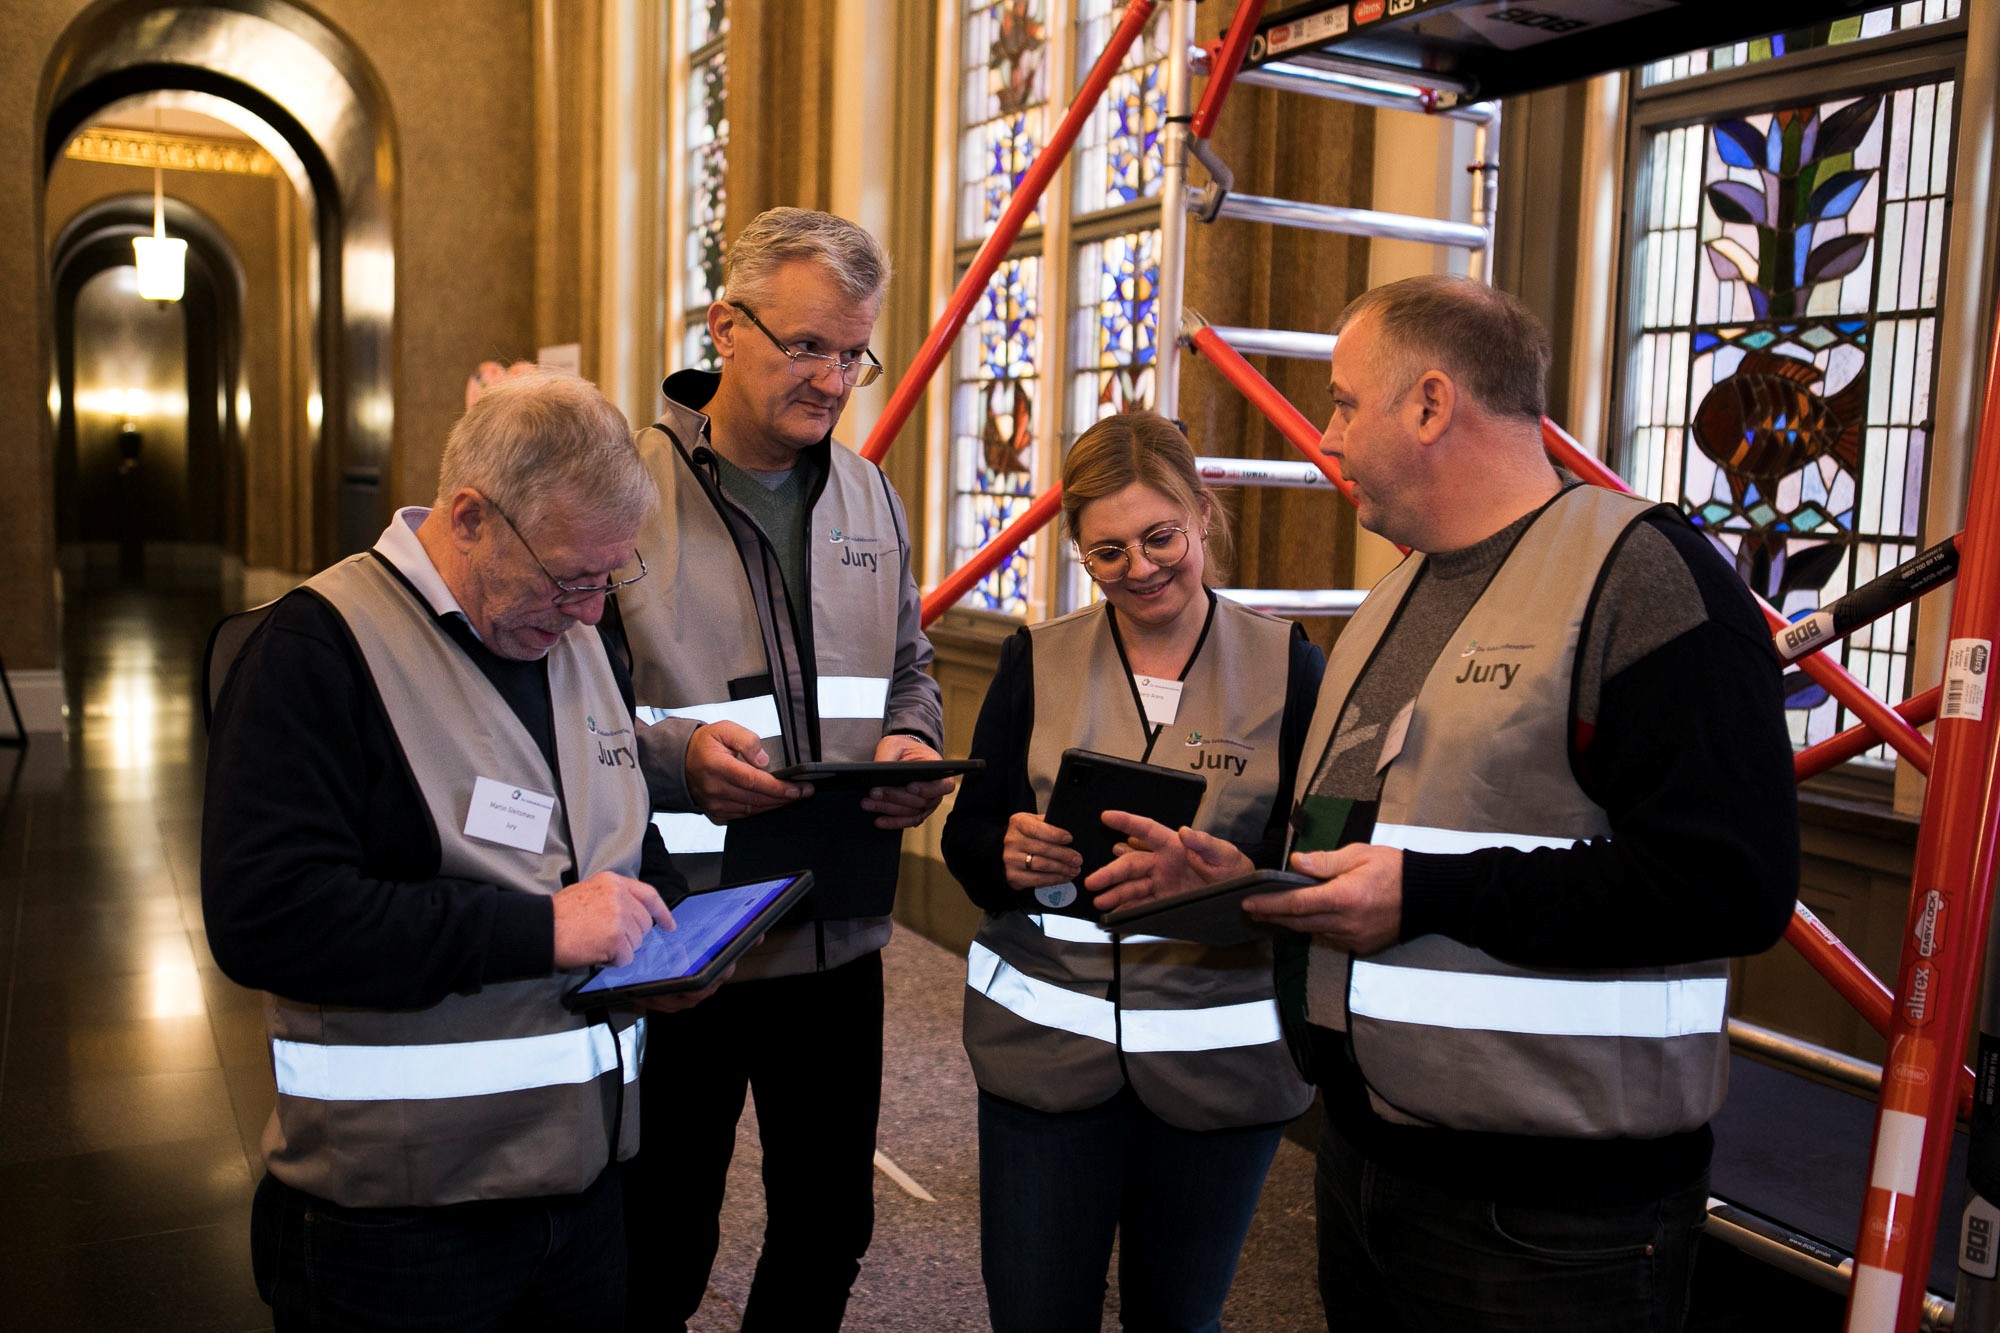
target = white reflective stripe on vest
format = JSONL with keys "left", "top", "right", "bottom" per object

{"left": 817, "top": 675, "right": 890, "bottom": 720}
{"left": 273, "top": 1018, "right": 645, "bottom": 1102}
{"left": 967, "top": 942, "right": 1282, "bottom": 1053}
{"left": 636, "top": 694, "right": 782, "bottom": 738}
{"left": 1370, "top": 822, "right": 1578, "bottom": 856}
{"left": 653, "top": 811, "right": 727, "bottom": 856}
{"left": 1348, "top": 961, "right": 1729, "bottom": 1039}
{"left": 1029, "top": 912, "right": 1173, "bottom": 947}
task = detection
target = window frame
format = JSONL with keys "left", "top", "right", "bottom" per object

{"left": 1607, "top": 16, "right": 1970, "bottom": 785}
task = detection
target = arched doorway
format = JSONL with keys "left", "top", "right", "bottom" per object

{"left": 40, "top": 0, "right": 397, "bottom": 568}
{"left": 51, "top": 193, "right": 245, "bottom": 591}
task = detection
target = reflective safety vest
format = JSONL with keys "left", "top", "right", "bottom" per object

{"left": 262, "top": 553, "right": 652, "bottom": 1208}
{"left": 964, "top": 597, "right": 1313, "bottom": 1132}
{"left": 622, "top": 413, "right": 905, "bottom": 916}
{"left": 1299, "top": 485, "right": 1730, "bottom": 1139}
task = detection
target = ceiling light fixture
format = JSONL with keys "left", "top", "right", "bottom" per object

{"left": 132, "top": 108, "right": 186, "bottom": 302}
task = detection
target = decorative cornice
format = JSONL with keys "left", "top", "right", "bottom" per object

{"left": 65, "top": 127, "right": 276, "bottom": 178}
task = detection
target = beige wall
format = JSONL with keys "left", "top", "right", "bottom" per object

{"left": 0, "top": 0, "right": 537, "bottom": 674}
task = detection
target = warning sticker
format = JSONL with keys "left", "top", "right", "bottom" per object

{"left": 1267, "top": 8, "right": 1350, "bottom": 57}
{"left": 1943, "top": 638, "right": 1992, "bottom": 722}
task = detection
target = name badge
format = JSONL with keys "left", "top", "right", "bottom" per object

{"left": 1376, "top": 701, "right": 1414, "bottom": 774}
{"left": 465, "top": 776, "right": 556, "bottom": 854}
{"left": 1133, "top": 675, "right": 1184, "bottom": 728}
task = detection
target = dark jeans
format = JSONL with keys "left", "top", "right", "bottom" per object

{"left": 623, "top": 949, "right": 884, "bottom": 1332}
{"left": 251, "top": 1165, "right": 625, "bottom": 1332}
{"left": 1314, "top": 1119, "right": 1708, "bottom": 1332}
{"left": 978, "top": 1086, "right": 1286, "bottom": 1333}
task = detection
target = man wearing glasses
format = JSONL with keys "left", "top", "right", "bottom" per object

{"left": 203, "top": 371, "right": 713, "bottom": 1328}
{"left": 615, "top": 207, "right": 948, "bottom": 1331}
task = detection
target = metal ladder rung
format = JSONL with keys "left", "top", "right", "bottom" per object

{"left": 1191, "top": 46, "right": 1495, "bottom": 124}
{"left": 1210, "top": 193, "right": 1488, "bottom": 250}
{"left": 1217, "top": 588, "right": 1365, "bottom": 616}
{"left": 1196, "top": 456, "right": 1338, "bottom": 488}
{"left": 1276, "top": 48, "right": 1479, "bottom": 98}
{"left": 1207, "top": 327, "right": 1336, "bottom": 361}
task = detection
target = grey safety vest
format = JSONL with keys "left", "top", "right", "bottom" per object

{"left": 259, "top": 552, "right": 652, "bottom": 1208}
{"left": 1298, "top": 486, "right": 1730, "bottom": 1138}
{"left": 964, "top": 597, "right": 1314, "bottom": 1131}
{"left": 621, "top": 414, "right": 905, "bottom": 914}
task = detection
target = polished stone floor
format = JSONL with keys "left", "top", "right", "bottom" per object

{"left": 0, "top": 587, "right": 271, "bottom": 1332}
{"left": 0, "top": 583, "right": 1324, "bottom": 1331}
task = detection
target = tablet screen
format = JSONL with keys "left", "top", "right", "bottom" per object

{"left": 569, "top": 875, "right": 800, "bottom": 999}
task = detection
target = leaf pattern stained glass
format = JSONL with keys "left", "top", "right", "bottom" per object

{"left": 1627, "top": 78, "right": 1954, "bottom": 754}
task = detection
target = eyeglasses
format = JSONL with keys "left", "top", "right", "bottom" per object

{"left": 484, "top": 496, "right": 648, "bottom": 602}
{"left": 1077, "top": 525, "right": 1191, "bottom": 584}
{"left": 732, "top": 302, "right": 884, "bottom": 388}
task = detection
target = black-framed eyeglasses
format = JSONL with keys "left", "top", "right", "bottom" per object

{"left": 1077, "top": 525, "right": 1191, "bottom": 584}
{"left": 484, "top": 495, "right": 648, "bottom": 602}
{"left": 732, "top": 302, "right": 884, "bottom": 388}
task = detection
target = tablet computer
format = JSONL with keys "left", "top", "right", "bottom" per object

{"left": 768, "top": 759, "right": 983, "bottom": 788}
{"left": 1038, "top": 749, "right": 1206, "bottom": 919}
{"left": 1099, "top": 869, "right": 1315, "bottom": 949}
{"left": 561, "top": 871, "right": 814, "bottom": 1009}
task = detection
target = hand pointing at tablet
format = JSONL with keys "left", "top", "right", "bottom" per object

{"left": 552, "top": 873, "right": 677, "bottom": 969}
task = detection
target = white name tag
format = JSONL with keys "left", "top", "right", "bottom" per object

{"left": 464, "top": 776, "right": 556, "bottom": 854}
{"left": 1134, "top": 675, "right": 1184, "bottom": 728}
{"left": 1377, "top": 701, "right": 1414, "bottom": 773}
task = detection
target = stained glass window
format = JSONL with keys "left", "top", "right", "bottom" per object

{"left": 1056, "top": 226, "right": 1161, "bottom": 611}
{"left": 949, "top": 255, "right": 1043, "bottom": 615}
{"left": 959, "top": 0, "right": 1048, "bottom": 245}
{"left": 679, "top": 1, "right": 728, "bottom": 372}
{"left": 1071, "top": 0, "right": 1170, "bottom": 215}
{"left": 1642, "top": 2, "right": 1960, "bottom": 86}
{"left": 1624, "top": 77, "right": 1955, "bottom": 756}
{"left": 1068, "top": 228, "right": 1159, "bottom": 428}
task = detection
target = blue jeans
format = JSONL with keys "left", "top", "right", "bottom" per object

{"left": 978, "top": 1086, "right": 1286, "bottom": 1333}
{"left": 1314, "top": 1121, "right": 1708, "bottom": 1332}
{"left": 251, "top": 1166, "right": 625, "bottom": 1332}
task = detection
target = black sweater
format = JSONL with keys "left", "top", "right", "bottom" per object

{"left": 201, "top": 580, "right": 686, "bottom": 1010}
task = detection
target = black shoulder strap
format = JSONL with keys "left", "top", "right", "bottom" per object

{"left": 202, "top": 600, "right": 281, "bottom": 731}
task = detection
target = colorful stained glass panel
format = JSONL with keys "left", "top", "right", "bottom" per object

{"left": 678, "top": 16, "right": 728, "bottom": 372}
{"left": 1625, "top": 77, "right": 1953, "bottom": 757}
{"left": 948, "top": 255, "right": 1043, "bottom": 615}
{"left": 1642, "top": 2, "right": 1959, "bottom": 86}
{"left": 959, "top": 0, "right": 1048, "bottom": 243}
{"left": 1072, "top": 0, "right": 1171, "bottom": 215}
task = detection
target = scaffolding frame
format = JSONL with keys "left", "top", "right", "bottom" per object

{"left": 860, "top": 5, "right": 2000, "bottom": 1329}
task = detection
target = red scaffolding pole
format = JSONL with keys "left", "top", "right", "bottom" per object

{"left": 860, "top": 0, "right": 1160, "bottom": 467}
{"left": 1843, "top": 306, "right": 2000, "bottom": 1332}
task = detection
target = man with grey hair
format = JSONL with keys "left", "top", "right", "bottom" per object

{"left": 204, "top": 370, "right": 714, "bottom": 1330}
{"left": 615, "top": 207, "right": 948, "bottom": 1329}
{"left": 1092, "top": 275, "right": 1798, "bottom": 1331}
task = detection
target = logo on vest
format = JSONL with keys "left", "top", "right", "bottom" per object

{"left": 586, "top": 714, "right": 633, "bottom": 739}
{"left": 1453, "top": 640, "right": 1534, "bottom": 691}
{"left": 829, "top": 527, "right": 884, "bottom": 572}
{"left": 1184, "top": 730, "right": 1255, "bottom": 777}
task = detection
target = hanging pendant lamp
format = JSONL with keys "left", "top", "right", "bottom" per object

{"left": 132, "top": 109, "right": 186, "bottom": 302}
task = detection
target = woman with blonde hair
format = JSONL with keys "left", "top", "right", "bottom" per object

{"left": 942, "top": 409, "right": 1324, "bottom": 1331}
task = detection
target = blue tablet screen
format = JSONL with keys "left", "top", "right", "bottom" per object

{"left": 571, "top": 875, "right": 799, "bottom": 997}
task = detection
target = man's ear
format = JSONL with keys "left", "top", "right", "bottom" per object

{"left": 706, "top": 301, "right": 737, "bottom": 360}
{"left": 1411, "top": 370, "right": 1455, "bottom": 445}
{"left": 442, "top": 489, "right": 490, "bottom": 549}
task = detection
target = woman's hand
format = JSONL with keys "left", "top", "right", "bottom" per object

{"left": 1003, "top": 812, "right": 1084, "bottom": 892}
{"left": 1085, "top": 811, "right": 1253, "bottom": 912}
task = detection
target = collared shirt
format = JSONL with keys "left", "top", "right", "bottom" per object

{"left": 376, "top": 507, "right": 472, "bottom": 629}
